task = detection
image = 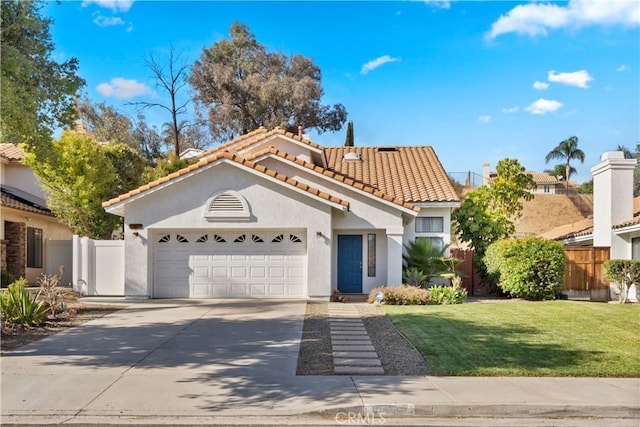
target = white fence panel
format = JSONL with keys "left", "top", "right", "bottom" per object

{"left": 72, "top": 235, "right": 124, "bottom": 296}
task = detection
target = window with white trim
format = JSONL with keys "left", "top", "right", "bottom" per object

{"left": 632, "top": 237, "right": 640, "bottom": 260}
{"left": 415, "top": 217, "right": 444, "bottom": 233}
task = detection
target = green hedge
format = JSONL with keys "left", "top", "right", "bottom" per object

{"left": 485, "top": 237, "right": 565, "bottom": 300}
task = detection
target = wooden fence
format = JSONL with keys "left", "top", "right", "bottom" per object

{"left": 562, "top": 246, "right": 610, "bottom": 301}
{"left": 450, "top": 246, "right": 610, "bottom": 300}
{"left": 450, "top": 248, "right": 487, "bottom": 296}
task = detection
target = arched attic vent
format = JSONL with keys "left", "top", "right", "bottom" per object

{"left": 203, "top": 190, "right": 251, "bottom": 221}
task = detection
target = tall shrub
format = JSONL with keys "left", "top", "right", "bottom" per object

{"left": 604, "top": 260, "right": 640, "bottom": 304}
{"left": 485, "top": 237, "right": 565, "bottom": 300}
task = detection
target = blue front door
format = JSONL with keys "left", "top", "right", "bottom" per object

{"left": 337, "top": 235, "right": 363, "bottom": 293}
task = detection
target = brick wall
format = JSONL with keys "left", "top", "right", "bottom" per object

{"left": 5, "top": 221, "right": 26, "bottom": 278}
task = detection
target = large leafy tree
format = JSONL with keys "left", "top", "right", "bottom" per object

{"left": 24, "top": 131, "right": 145, "bottom": 239}
{"left": 545, "top": 136, "right": 585, "bottom": 189}
{"left": 452, "top": 158, "right": 536, "bottom": 284}
{"left": 0, "top": 0, "right": 84, "bottom": 152}
{"left": 190, "top": 22, "right": 347, "bottom": 141}
{"left": 77, "top": 99, "right": 166, "bottom": 166}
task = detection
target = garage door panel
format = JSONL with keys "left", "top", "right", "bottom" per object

{"left": 213, "top": 283, "right": 232, "bottom": 297}
{"left": 230, "top": 283, "right": 247, "bottom": 296}
{"left": 250, "top": 284, "right": 266, "bottom": 296}
{"left": 288, "top": 284, "right": 304, "bottom": 296}
{"left": 268, "top": 284, "right": 285, "bottom": 296}
{"left": 154, "top": 231, "right": 306, "bottom": 298}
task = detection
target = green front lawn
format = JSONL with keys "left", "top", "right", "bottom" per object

{"left": 383, "top": 300, "right": 640, "bottom": 377}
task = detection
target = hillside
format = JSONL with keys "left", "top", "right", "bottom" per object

{"left": 514, "top": 194, "right": 590, "bottom": 237}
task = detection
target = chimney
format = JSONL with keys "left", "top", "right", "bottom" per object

{"left": 482, "top": 162, "right": 490, "bottom": 186}
{"left": 592, "top": 151, "right": 637, "bottom": 256}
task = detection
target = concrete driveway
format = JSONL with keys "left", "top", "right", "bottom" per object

{"left": 1, "top": 299, "right": 360, "bottom": 421}
{"left": 3, "top": 299, "right": 639, "bottom": 425}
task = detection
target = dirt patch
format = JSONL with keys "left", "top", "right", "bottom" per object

{"left": 1, "top": 289, "right": 121, "bottom": 353}
{"left": 514, "top": 194, "right": 588, "bottom": 236}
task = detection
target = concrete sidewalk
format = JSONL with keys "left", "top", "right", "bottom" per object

{"left": 1, "top": 299, "right": 638, "bottom": 425}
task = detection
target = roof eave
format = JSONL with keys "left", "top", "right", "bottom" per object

{"left": 252, "top": 151, "right": 418, "bottom": 216}
{"left": 103, "top": 157, "right": 350, "bottom": 216}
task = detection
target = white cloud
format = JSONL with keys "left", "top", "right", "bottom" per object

{"left": 82, "top": 0, "right": 134, "bottom": 13}
{"left": 486, "top": 0, "right": 639, "bottom": 40}
{"left": 96, "top": 78, "right": 152, "bottom": 100}
{"left": 424, "top": 0, "right": 450, "bottom": 10}
{"left": 360, "top": 55, "right": 400, "bottom": 75}
{"left": 477, "top": 115, "right": 491, "bottom": 123}
{"left": 502, "top": 106, "right": 519, "bottom": 114}
{"left": 548, "top": 70, "right": 593, "bottom": 88}
{"left": 533, "top": 81, "right": 549, "bottom": 90}
{"left": 617, "top": 64, "right": 630, "bottom": 72}
{"left": 525, "top": 98, "right": 563, "bottom": 115}
{"left": 93, "top": 15, "right": 125, "bottom": 27}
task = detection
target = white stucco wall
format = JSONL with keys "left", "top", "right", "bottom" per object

{"left": 404, "top": 206, "right": 454, "bottom": 249}
{"left": 2, "top": 163, "right": 46, "bottom": 200}
{"left": 592, "top": 151, "right": 636, "bottom": 254}
{"left": 259, "top": 156, "right": 411, "bottom": 288}
{"left": 115, "top": 162, "right": 334, "bottom": 298}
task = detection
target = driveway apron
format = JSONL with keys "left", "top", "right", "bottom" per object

{"left": 1, "top": 299, "right": 359, "bottom": 418}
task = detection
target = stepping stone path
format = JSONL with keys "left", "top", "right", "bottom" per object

{"left": 328, "top": 303, "right": 384, "bottom": 375}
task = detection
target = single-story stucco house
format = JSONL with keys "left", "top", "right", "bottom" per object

{"left": 102, "top": 127, "right": 460, "bottom": 299}
{"left": 1, "top": 143, "right": 73, "bottom": 284}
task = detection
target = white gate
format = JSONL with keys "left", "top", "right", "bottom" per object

{"left": 72, "top": 235, "right": 124, "bottom": 296}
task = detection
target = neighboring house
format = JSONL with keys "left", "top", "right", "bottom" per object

{"left": 102, "top": 127, "right": 460, "bottom": 299}
{"left": 0, "top": 144, "right": 73, "bottom": 284}
{"left": 482, "top": 162, "right": 559, "bottom": 194}
{"left": 179, "top": 148, "right": 204, "bottom": 160}
{"left": 540, "top": 151, "right": 638, "bottom": 301}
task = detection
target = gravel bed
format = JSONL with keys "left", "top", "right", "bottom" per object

{"left": 296, "top": 302, "right": 334, "bottom": 375}
{"left": 296, "top": 301, "right": 431, "bottom": 376}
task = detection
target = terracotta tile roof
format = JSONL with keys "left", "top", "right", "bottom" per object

{"left": 102, "top": 151, "right": 349, "bottom": 210}
{"left": 0, "top": 143, "right": 25, "bottom": 161}
{"left": 538, "top": 218, "right": 594, "bottom": 241}
{"left": 197, "top": 127, "right": 322, "bottom": 159}
{"left": 246, "top": 147, "right": 419, "bottom": 212}
{"left": 324, "top": 146, "right": 460, "bottom": 203}
{"left": 613, "top": 196, "right": 640, "bottom": 230}
{"left": 0, "top": 190, "right": 54, "bottom": 216}
{"left": 527, "top": 171, "right": 558, "bottom": 185}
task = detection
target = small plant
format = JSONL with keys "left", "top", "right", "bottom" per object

{"left": 38, "top": 266, "right": 66, "bottom": 318}
{"left": 403, "top": 239, "right": 449, "bottom": 283}
{"left": 0, "top": 279, "right": 49, "bottom": 326}
{"left": 330, "top": 289, "right": 346, "bottom": 303}
{"left": 429, "top": 283, "right": 467, "bottom": 305}
{"left": 403, "top": 267, "right": 428, "bottom": 288}
{"left": 604, "top": 260, "right": 640, "bottom": 304}
{"left": 367, "top": 285, "right": 431, "bottom": 305}
{"left": 1, "top": 270, "right": 20, "bottom": 288}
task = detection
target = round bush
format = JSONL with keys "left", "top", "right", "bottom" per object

{"left": 484, "top": 237, "right": 564, "bottom": 300}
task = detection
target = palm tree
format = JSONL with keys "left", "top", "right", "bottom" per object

{"left": 545, "top": 136, "right": 585, "bottom": 193}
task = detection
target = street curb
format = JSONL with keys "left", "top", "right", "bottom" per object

{"left": 311, "top": 403, "right": 640, "bottom": 419}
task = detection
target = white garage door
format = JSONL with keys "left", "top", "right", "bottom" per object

{"left": 153, "top": 231, "right": 306, "bottom": 298}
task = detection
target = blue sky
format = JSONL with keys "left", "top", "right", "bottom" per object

{"left": 44, "top": 0, "right": 639, "bottom": 183}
